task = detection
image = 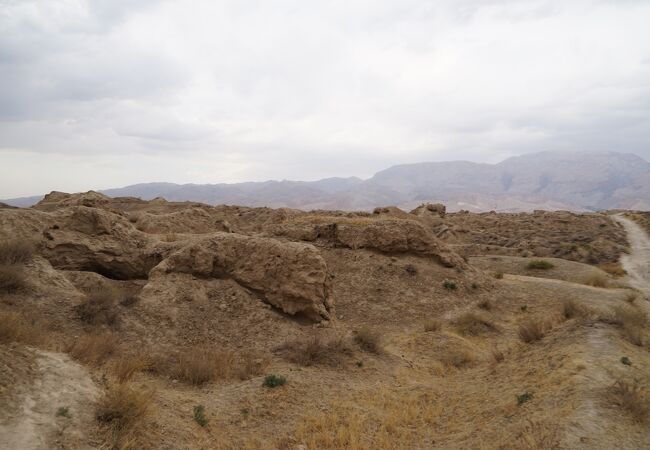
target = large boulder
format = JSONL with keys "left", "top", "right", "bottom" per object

{"left": 151, "top": 233, "right": 333, "bottom": 321}
{"left": 40, "top": 206, "right": 163, "bottom": 279}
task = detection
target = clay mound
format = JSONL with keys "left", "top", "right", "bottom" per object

{"left": 268, "top": 216, "right": 466, "bottom": 269}
{"left": 40, "top": 206, "right": 164, "bottom": 279}
{"left": 34, "top": 191, "right": 112, "bottom": 212}
{"left": 133, "top": 207, "right": 233, "bottom": 234}
{"left": 410, "top": 202, "right": 446, "bottom": 217}
{"left": 152, "top": 232, "right": 333, "bottom": 321}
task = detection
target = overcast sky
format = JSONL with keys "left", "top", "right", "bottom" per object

{"left": 1, "top": 0, "right": 650, "bottom": 198}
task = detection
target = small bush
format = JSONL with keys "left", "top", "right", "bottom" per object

{"left": 526, "top": 260, "right": 554, "bottom": 270}
{"left": 193, "top": 405, "right": 208, "bottom": 427}
{"left": 520, "top": 305, "right": 528, "bottom": 312}
{"left": 598, "top": 262, "right": 626, "bottom": 278}
{"left": 612, "top": 305, "right": 648, "bottom": 346}
{"left": 516, "top": 392, "right": 533, "bottom": 406}
{"left": 354, "top": 327, "right": 382, "bottom": 353}
{"left": 0, "top": 240, "right": 34, "bottom": 265}
{"left": 263, "top": 374, "right": 286, "bottom": 388}
{"left": 518, "top": 320, "right": 547, "bottom": 343}
{"left": 438, "top": 347, "right": 476, "bottom": 368}
{"left": 404, "top": 264, "right": 417, "bottom": 276}
{"left": 75, "top": 288, "right": 121, "bottom": 327}
{"left": 423, "top": 319, "right": 442, "bottom": 332}
{"left": 494, "top": 272, "right": 504, "bottom": 280}
{"left": 491, "top": 347, "right": 505, "bottom": 363}
{"left": 168, "top": 349, "right": 231, "bottom": 385}
{"left": 67, "top": 333, "right": 118, "bottom": 365}
{"left": 583, "top": 273, "right": 608, "bottom": 288}
{"left": 0, "top": 264, "right": 27, "bottom": 293}
{"left": 281, "top": 335, "right": 353, "bottom": 367}
{"left": 443, "top": 280, "right": 457, "bottom": 290}
{"left": 609, "top": 380, "right": 649, "bottom": 423}
{"left": 477, "top": 299, "right": 492, "bottom": 311}
{"left": 561, "top": 299, "right": 589, "bottom": 320}
{"left": 454, "top": 312, "right": 498, "bottom": 336}
{"left": 621, "top": 356, "right": 632, "bottom": 366}
{"left": 56, "top": 406, "right": 71, "bottom": 418}
{"left": 96, "top": 384, "right": 153, "bottom": 445}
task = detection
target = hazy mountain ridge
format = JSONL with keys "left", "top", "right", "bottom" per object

{"left": 4, "top": 151, "right": 649, "bottom": 211}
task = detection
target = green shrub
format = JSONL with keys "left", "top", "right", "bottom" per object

{"left": 443, "top": 280, "right": 457, "bottom": 290}
{"left": 56, "top": 406, "right": 71, "bottom": 418}
{"left": 263, "top": 374, "right": 286, "bottom": 388}
{"left": 526, "top": 260, "right": 554, "bottom": 270}
{"left": 193, "top": 405, "right": 208, "bottom": 427}
{"left": 516, "top": 392, "right": 533, "bottom": 406}
{"left": 621, "top": 356, "right": 632, "bottom": 366}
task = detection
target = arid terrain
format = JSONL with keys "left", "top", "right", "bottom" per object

{"left": 1, "top": 192, "right": 649, "bottom": 449}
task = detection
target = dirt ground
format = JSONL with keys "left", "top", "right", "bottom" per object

{"left": 1, "top": 194, "right": 649, "bottom": 449}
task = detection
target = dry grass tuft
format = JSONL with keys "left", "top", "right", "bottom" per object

{"left": 162, "top": 233, "right": 178, "bottom": 242}
{"left": 491, "top": 347, "right": 505, "bottom": 363}
{"left": 561, "top": 299, "right": 590, "bottom": 320}
{"left": 67, "top": 333, "right": 119, "bottom": 365}
{"left": 0, "top": 264, "right": 27, "bottom": 293}
{"left": 598, "top": 262, "right": 626, "bottom": 278}
{"left": 526, "top": 259, "right": 554, "bottom": 270}
{"left": 438, "top": 347, "right": 477, "bottom": 368}
{"left": 0, "top": 311, "right": 41, "bottom": 345}
{"left": 477, "top": 299, "right": 492, "bottom": 311}
{"left": 281, "top": 335, "right": 353, "bottom": 367}
{"left": 609, "top": 379, "right": 649, "bottom": 423}
{"left": 162, "top": 347, "right": 265, "bottom": 385}
{"left": 354, "top": 327, "right": 382, "bottom": 353}
{"left": 423, "top": 319, "right": 442, "bottom": 332}
{"left": 518, "top": 320, "right": 548, "bottom": 343}
{"left": 612, "top": 305, "right": 648, "bottom": 347}
{"left": 583, "top": 272, "right": 608, "bottom": 288}
{"left": 454, "top": 312, "right": 498, "bottom": 336}
{"left": 0, "top": 239, "right": 34, "bottom": 265}
{"left": 97, "top": 383, "right": 153, "bottom": 447}
{"left": 113, "top": 353, "right": 152, "bottom": 383}
{"left": 74, "top": 287, "right": 121, "bottom": 327}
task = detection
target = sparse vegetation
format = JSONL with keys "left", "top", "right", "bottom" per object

{"left": 598, "top": 262, "right": 626, "bottom": 278}
{"left": 74, "top": 287, "right": 121, "bottom": 327}
{"left": 67, "top": 333, "right": 118, "bottom": 365}
{"left": 354, "top": 327, "right": 382, "bottom": 353}
{"left": 609, "top": 380, "right": 649, "bottom": 423}
{"left": 443, "top": 280, "right": 457, "bottom": 290}
{"left": 96, "top": 383, "right": 153, "bottom": 446}
{"left": 0, "top": 239, "right": 34, "bottom": 265}
{"left": 561, "top": 299, "right": 589, "bottom": 320}
{"left": 526, "top": 260, "right": 554, "bottom": 270}
{"left": 0, "top": 264, "right": 27, "bottom": 293}
{"left": 491, "top": 347, "right": 505, "bottom": 363}
{"left": 404, "top": 264, "right": 417, "bottom": 275}
{"left": 0, "top": 311, "right": 40, "bottom": 345}
{"left": 477, "top": 299, "right": 492, "bottom": 310}
{"left": 193, "top": 405, "right": 208, "bottom": 427}
{"left": 516, "top": 392, "right": 533, "bottom": 406}
{"left": 612, "top": 305, "right": 648, "bottom": 347}
{"left": 454, "top": 312, "right": 498, "bottom": 336}
{"left": 168, "top": 348, "right": 234, "bottom": 385}
{"left": 494, "top": 271, "right": 504, "bottom": 279}
{"left": 621, "top": 356, "right": 632, "bottom": 366}
{"left": 56, "top": 406, "right": 71, "bottom": 418}
{"left": 518, "top": 320, "right": 548, "bottom": 343}
{"left": 438, "top": 347, "right": 476, "bottom": 368}
{"left": 263, "top": 374, "right": 286, "bottom": 388}
{"left": 281, "top": 334, "right": 353, "bottom": 367}
{"left": 423, "top": 319, "right": 442, "bottom": 332}
{"left": 583, "top": 272, "right": 608, "bottom": 288}
{"left": 113, "top": 353, "right": 151, "bottom": 383}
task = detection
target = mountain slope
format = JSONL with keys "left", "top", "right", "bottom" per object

{"left": 3, "top": 151, "right": 649, "bottom": 211}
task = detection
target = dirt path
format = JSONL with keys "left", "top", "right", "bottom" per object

{"left": 0, "top": 348, "right": 99, "bottom": 450}
{"left": 613, "top": 215, "right": 650, "bottom": 302}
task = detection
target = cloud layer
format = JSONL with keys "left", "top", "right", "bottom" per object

{"left": 1, "top": 0, "right": 650, "bottom": 197}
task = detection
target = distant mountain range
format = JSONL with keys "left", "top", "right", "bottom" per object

{"left": 4, "top": 151, "right": 650, "bottom": 212}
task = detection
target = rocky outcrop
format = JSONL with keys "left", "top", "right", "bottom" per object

{"left": 134, "top": 207, "right": 233, "bottom": 234}
{"left": 410, "top": 203, "right": 446, "bottom": 218}
{"left": 151, "top": 233, "right": 333, "bottom": 321}
{"left": 40, "top": 206, "right": 163, "bottom": 279}
{"left": 268, "top": 217, "right": 466, "bottom": 268}
{"left": 34, "top": 191, "right": 112, "bottom": 212}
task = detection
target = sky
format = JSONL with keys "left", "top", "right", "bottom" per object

{"left": 1, "top": 0, "right": 650, "bottom": 198}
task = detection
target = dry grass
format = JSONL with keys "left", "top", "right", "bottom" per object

{"left": 0, "top": 311, "right": 41, "bottom": 345}
{"left": 0, "top": 239, "right": 34, "bottom": 265}
{"left": 518, "top": 320, "right": 549, "bottom": 343}
{"left": 453, "top": 312, "right": 499, "bottom": 336}
{"left": 113, "top": 353, "right": 152, "bottom": 383}
{"left": 0, "top": 264, "right": 27, "bottom": 293}
{"left": 281, "top": 335, "right": 353, "bottom": 367}
{"left": 612, "top": 305, "right": 648, "bottom": 347}
{"left": 354, "top": 327, "right": 382, "bottom": 353}
{"left": 74, "top": 287, "right": 121, "bottom": 327}
{"left": 67, "top": 333, "right": 119, "bottom": 365}
{"left": 162, "top": 347, "right": 265, "bottom": 385}
{"left": 609, "top": 379, "right": 649, "bottom": 423}
{"left": 423, "top": 319, "right": 442, "bottom": 332}
{"left": 582, "top": 272, "right": 608, "bottom": 288}
{"left": 526, "top": 260, "right": 554, "bottom": 270}
{"left": 97, "top": 383, "right": 154, "bottom": 447}
{"left": 491, "top": 347, "right": 505, "bottom": 363}
{"left": 438, "top": 347, "right": 477, "bottom": 368}
{"left": 598, "top": 262, "right": 626, "bottom": 278}
{"left": 162, "top": 232, "right": 178, "bottom": 242}
{"left": 561, "top": 299, "right": 591, "bottom": 320}
{"left": 477, "top": 299, "right": 492, "bottom": 311}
